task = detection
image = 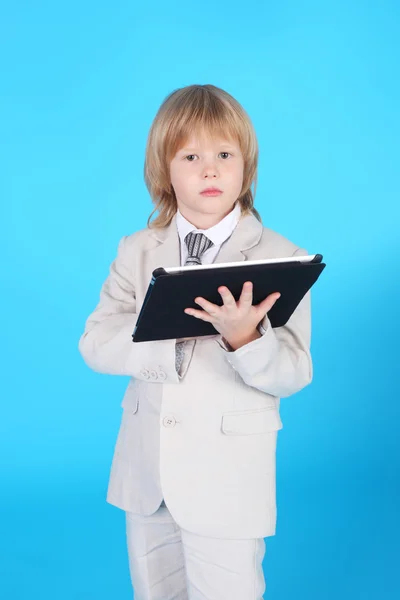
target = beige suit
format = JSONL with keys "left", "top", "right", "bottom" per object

{"left": 78, "top": 210, "right": 312, "bottom": 539}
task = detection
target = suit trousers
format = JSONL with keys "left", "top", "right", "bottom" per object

{"left": 125, "top": 500, "right": 266, "bottom": 600}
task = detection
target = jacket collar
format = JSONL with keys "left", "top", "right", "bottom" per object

{"left": 148, "top": 209, "right": 263, "bottom": 269}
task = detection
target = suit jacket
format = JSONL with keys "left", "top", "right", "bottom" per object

{"left": 78, "top": 210, "right": 313, "bottom": 539}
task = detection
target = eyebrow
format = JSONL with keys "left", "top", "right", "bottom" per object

{"left": 179, "top": 144, "right": 237, "bottom": 152}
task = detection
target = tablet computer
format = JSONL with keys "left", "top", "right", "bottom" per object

{"left": 132, "top": 253, "right": 325, "bottom": 342}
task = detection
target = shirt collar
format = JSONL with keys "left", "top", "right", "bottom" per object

{"left": 176, "top": 201, "right": 242, "bottom": 248}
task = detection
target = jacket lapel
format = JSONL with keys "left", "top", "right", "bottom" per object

{"left": 213, "top": 211, "right": 263, "bottom": 264}
{"left": 146, "top": 210, "right": 264, "bottom": 273}
{"left": 139, "top": 216, "right": 180, "bottom": 291}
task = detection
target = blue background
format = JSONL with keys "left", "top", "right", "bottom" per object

{"left": 1, "top": 1, "right": 399, "bottom": 598}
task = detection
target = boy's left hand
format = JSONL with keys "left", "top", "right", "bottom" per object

{"left": 184, "top": 282, "right": 281, "bottom": 350}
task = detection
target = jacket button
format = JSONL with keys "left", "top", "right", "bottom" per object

{"left": 149, "top": 370, "right": 158, "bottom": 380}
{"left": 158, "top": 371, "right": 166, "bottom": 381}
{"left": 162, "top": 416, "right": 176, "bottom": 428}
{"left": 140, "top": 369, "right": 149, "bottom": 379}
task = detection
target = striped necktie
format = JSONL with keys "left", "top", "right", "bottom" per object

{"left": 184, "top": 231, "right": 214, "bottom": 265}
{"left": 175, "top": 232, "right": 214, "bottom": 373}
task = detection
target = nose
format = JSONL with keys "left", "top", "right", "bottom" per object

{"left": 202, "top": 159, "right": 219, "bottom": 179}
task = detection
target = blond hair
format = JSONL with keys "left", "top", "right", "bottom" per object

{"left": 144, "top": 84, "right": 262, "bottom": 229}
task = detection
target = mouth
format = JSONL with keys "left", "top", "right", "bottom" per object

{"left": 200, "top": 187, "right": 223, "bottom": 197}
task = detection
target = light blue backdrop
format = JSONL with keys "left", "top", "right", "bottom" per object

{"left": 1, "top": 1, "right": 399, "bottom": 598}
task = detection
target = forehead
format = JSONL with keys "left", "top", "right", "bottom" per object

{"left": 178, "top": 132, "right": 239, "bottom": 150}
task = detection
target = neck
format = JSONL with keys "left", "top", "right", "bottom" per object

{"left": 177, "top": 204, "right": 238, "bottom": 230}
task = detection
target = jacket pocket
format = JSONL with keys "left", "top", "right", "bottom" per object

{"left": 221, "top": 406, "right": 282, "bottom": 435}
{"left": 121, "top": 381, "right": 140, "bottom": 413}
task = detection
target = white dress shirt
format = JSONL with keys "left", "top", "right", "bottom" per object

{"left": 174, "top": 202, "right": 265, "bottom": 378}
{"left": 176, "top": 201, "right": 242, "bottom": 266}
{"left": 176, "top": 202, "right": 266, "bottom": 366}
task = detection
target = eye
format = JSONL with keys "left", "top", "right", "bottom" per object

{"left": 184, "top": 152, "right": 232, "bottom": 161}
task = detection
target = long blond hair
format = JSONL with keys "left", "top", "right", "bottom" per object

{"left": 144, "top": 84, "right": 262, "bottom": 229}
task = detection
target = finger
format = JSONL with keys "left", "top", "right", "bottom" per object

{"left": 238, "top": 281, "right": 253, "bottom": 309}
{"left": 193, "top": 296, "right": 220, "bottom": 316}
{"left": 258, "top": 292, "right": 281, "bottom": 315}
{"left": 184, "top": 307, "right": 214, "bottom": 323}
{"left": 218, "top": 286, "right": 237, "bottom": 310}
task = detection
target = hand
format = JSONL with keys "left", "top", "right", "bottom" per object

{"left": 184, "top": 282, "right": 281, "bottom": 349}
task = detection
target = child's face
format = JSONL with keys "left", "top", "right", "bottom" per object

{"left": 170, "top": 133, "right": 244, "bottom": 228}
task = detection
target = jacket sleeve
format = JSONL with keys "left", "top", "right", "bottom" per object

{"left": 215, "top": 247, "right": 313, "bottom": 398}
{"left": 78, "top": 234, "right": 180, "bottom": 382}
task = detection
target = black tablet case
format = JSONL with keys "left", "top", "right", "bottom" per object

{"left": 132, "top": 254, "right": 326, "bottom": 342}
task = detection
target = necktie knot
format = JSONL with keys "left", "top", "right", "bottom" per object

{"left": 184, "top": 232, "right": 214, "bottom": 266}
